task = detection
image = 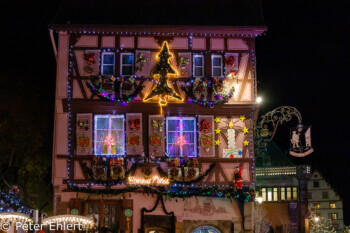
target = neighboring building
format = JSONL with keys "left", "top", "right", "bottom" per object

{"left": 256, "top": 142, "right": 311, "bottom": 233}
{"left": 307, "top": 170, "right": 344, "bottom": 233}
{"left": 49, "top": 1, "right": 266, "bottom": 233}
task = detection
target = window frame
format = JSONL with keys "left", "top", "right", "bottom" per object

{"left": 94, "top": 114, "right": 125, "bottom": 156}
{"left": 330, "top": 203, "right": 336, "bottom": 209}
{"left": 101, "top": 52, "right": 115, "bottom": 75}
{"left": 166, "top": 116, "right": 197, "bottom": 158}
{"left": 313, "top": 181, "right": 320, "bottom": 188}
{"left": 193, "top": 54, "right": 205, "bottom": 77}
{"left": 314, "top": 203, "right": 320, "bottom": 209}
{"left": 120, "top": 52, "right": 134, "bottom": 77}
{"left": 330, "top": 213, "right": 338, "bottom": 220}
{"left": 322, "top": 191, "right": 329, "bottom": 199}
{"left": 211, "top": 54, "right": 223, "bottom": 77}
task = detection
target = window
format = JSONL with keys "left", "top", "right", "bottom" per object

{"left": 293, "top": 187, "right": 298, "bottom": 201}
{"left": 281, "top": 187, "right": 286, "bottom": 201}
{"left": 120, "top": 53, "right": 134, "bottom": 77}
{"left": 101, "top": 52, "right": 115, "bottom": 75}
{"left": 192, "top": 226, "right": 221, "bottom": 233}
{"left": 193, "top": 55, "right": 204, "bottom": 77}
{"left": 86, "top": 200, "right": 122, "bottom": 227}
{"left": 261, "top": 188, "right": 266, "bottom": 202}
{"left": 329, "top": 213, "right": 338, "bottom": 220}
{"left": 273, "top": 188, "right": 278, "bottom": 201}
{"left": 314, "top": 203, "right": 320, "bottom": 209}
{"left": 211, "top": 55, "right": 223, "bottom": 77}
{"left": 267, "top": 188, "right": 273, "bottom": 202}
{"left": 286, "top": 187, "right": 292, "bottom": 201}
{"left": 330, "top": 203, "right": 336, "bottom": 209}
{"left": 308, "top": 192, "right": 312, "bottom": 199}
{"left": 94, "top": 115, "right": 125, "bottom": 155}
{"left": 166, "top": 117, "right": 197, "bottom": 157}
{"left": 322, "top": 191, "right": 329, "bottom": 199}
{"left": 313, "top": 181, "right": 319, "bottom": 188}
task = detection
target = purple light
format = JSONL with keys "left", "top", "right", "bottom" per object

{"left": 188, "top": 98, "right": 193, "bottom": 103}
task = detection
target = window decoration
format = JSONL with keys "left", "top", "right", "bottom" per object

{"left": 198, "top": 116, "right": 215, "bottom": 156}
{"left": 94, "top": 115, "right": 125, "bottom": 156}
{"left": 92, "top": 157, "right": 108, "bottom": 181}
{"left": 127, "top": 135, "right": 141, "bottom": 147}
{"left": 126, "top": 113, "right": 143, "bottom": 155}
{"left": 200, "top": 135, "right": 213, "bottom": 152}
{"left": 76, "top": 114, "right": 92, "bottom": 155}
{"left": 87, "top": 75, "right": 144, "bottom": 103}
{"left": 110, "top": 158, "right": 125, "bottom": 180}
{"left": 84, "top": 52, "right": 96, "bottom": 74}
{"left": 223, "top": 120, "right": 242, "bottom": 158}
{"left": 177, "top": 56, "right": 190, "bottom": 76}
{"left": 128, "top": 119, "right": 140, "bottom": 131}
{"left": 135, "top": 52, "right": 148, "bottom": 72}
{"left": 152, "top": 120, "right": 164, "bottom": 132}
{"left": 211, "top": 55, "right": 223, "bottom": 77}
{"left": 181, "top": 78, "right": 235, "bottom": 107}
{"left": 120, "top": 53, "right": 134, "bottom": 77}
{"left": 166, "top": 117, "right": 196, "bottom": 157}
{"left": 143, "top": 41, "right": 183, "bottom": 114}
{"left": 149, "top": 116, "right": 165, "bottom": 156}
{"left": 101, "top": 52, "right": 115, "bottom": 75}
{"left": 193, "top": 55, "right": 204, "bottom": 77}
{"left": 192, "top": 226, "right": 221, "bottom": 233}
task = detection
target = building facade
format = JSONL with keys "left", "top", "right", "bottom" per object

{"left": 307, "top": 170, "right": 344, "bottom": 233}
{"left": 256, "top": 142, "right": 311, "bottom": 233}
{"left": 50, "top": 1, "right": 266, "bottom": 232}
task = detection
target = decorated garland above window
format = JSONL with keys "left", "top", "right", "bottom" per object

{"left": 181, "top": 77, "right": 235, "bottom": 107}
{"left": 86, "top": 75, "right": 144, "bottom": 103}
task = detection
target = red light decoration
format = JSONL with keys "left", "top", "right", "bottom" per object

{"left": 104, "top": 136, "right": 115, "bottom": 146}
{"left": 176, "top": 136, "right": 187, "bottom": 147}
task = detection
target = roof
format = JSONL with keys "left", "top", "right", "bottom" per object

{"left": 50, "top": 0, "right": 265, "bottom": 27}
{"left": 255, "top": 141, "right": 295, "bottom": 168}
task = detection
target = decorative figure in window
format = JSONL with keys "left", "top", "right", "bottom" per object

{"left": 103, "top": 136, "right": 116, "bottom": 154}
{"left": 199, "top": 119, "right": 212, "bottom": 134}
{"left": 224, "top": 56, "right": 234, "bottom": 67}
{"left": 200, "top": 135, "right": 213, "bottom": 152}
{"left": 291, "top": 131, "right": 300, "bottom": 148}
{"left": 128, "top": 119, "right": 140, "bottom": 131}
{"left": 223, "top": 120, "right": 242, "bottom": 158}
{"left": 78, "top": 120, "right": 89, "bottom": 130}
{"left": 84, "top": 53, "right": 96, "bottom": 74}
{"left": 233, "top": 166, "right": 243, "bottom": 189}
{"left": 144, "top": 42, "right": 183, "bottom": 113}
{"left": 152, "top": 120, "right": 163, "bottom": 132}
{"left": 135, "top": 52, "right": 148, "bottom": 71}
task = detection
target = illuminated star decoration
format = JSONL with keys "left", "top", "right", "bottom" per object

{"left": 215, "top": 128, "right": 221, "bottom": 134}
{"left": 214, "top": 117, "right": 221, "bottom": 123}
{"left": 104, "top": 136, "right": 115, "bottom": 146}
{"left": 215, "top": 140, "right": 221, "bottom": 146}
{"left": 243, "top": 140, "right": 249, "bottom": 146}
{"left": 243, "top": 127, "right": 249, "bottom": 134}
{"left": 176, "top": 136, "right": 187, "bottom": 147}
{"left": 240, "top": 115, "right": 246, "bottom": 121}
{"left": 143, "top": 41, "right": 183, "bottom": 114}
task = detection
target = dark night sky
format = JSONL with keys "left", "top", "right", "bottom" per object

{"left": 1, "top": 0, "right": 349, "bottom": 224}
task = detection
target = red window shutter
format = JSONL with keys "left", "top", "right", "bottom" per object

{"left": 76, "top": 113, "right": 93, "bottom": 155}
{"left": 198, "top": 115, "right": 215, "bottom": 157}
{"left": 126, "top": 113, "right": 143, "bottom": 155}
{"left": 148, "top": 115, "right": 165, "bottom": 157}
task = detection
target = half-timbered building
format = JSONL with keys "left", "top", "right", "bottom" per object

{"left": 50, "top": 1, "right": 266, "bottom": 232}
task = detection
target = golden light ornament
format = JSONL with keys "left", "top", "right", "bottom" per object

{"left": 41, "top": 215, "right": 95, "bottom": 230}
{"left": 0, "top": 212, "right": 32, "bottom": 224}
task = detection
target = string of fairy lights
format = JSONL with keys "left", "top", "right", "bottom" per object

{"left": 65, "top": 33, "right": 259, "bottom": 200}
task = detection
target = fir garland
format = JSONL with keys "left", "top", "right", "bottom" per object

{"left": 67, "top": 185, "right": 253, "bottom": 202}
{"left": 181, "top": 81, "right": 235, "bottom": 107}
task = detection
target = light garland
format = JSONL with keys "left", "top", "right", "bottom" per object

{"left": 128, "top": 176, "right": 170, "bottom": 186}
{"left": 0, "top": 213, "right": 32, "bottom": 224}
{"left": 41, "top": 215, "right": 94, "bottom": 229}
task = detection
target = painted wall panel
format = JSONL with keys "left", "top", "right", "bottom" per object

{"left": 57, "top": 33, "right": 69, "bottom": 98}
{"left": 55, "top": 159, "right": 68, "bottom": 178}
{"left": 138, "top": 37, "right": 160, "bottom": 49}
{"left": 73, "top": 80, "right": 83, "bottom": 98}
{"left": 74, "top": 161, "right": 84, "bottom": 179}
{"left": 169, "top": 37, "right": 188, "bottom": 49}
{"left": 192, "top": 37, "right": 206, "bottom": 50}
{"left": 101, "top": 36, "right": 115, "bottom": 48}
{"left": 56, "top": 113, "right": 68, "bottom": 155}
{"left": 120, "top": 36, "right": 135, "bottom": 48}
{"left": 75, "top": 35, "right": 98, "bottom": 47}
{"left": 227, "top": 38, "right": 249, "bottom": 50}
{"left": 210, "top": 38, "right": 224, "bottom": 50}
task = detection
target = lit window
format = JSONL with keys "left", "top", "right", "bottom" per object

{"left": 286, "top": 187, "right": 292, "bottom": 201}
{"left": 193, "top": 55, "right": 204, "bottom": 77}
{"left": 293, "top": 187, "right": 298, "bottom": 200}
{"left": 101, "top": 52, "right": 115, "bottom": 75}
{"left": 273, "top": 188, "right": 278, "bottom": 201}
{"left": 280, "top": 187, "right": 286, "bottom": 201}
{"left": 94, "top": 115, "right": 125, "bottom": 155}
{"left": 166, "top": 117, "right": 197, "bottom": 157}
{"left": 192, "top": 226, "right": 221, "bottom": 233}
{"left": 308, "top": 192, "right": 312, "bottom": 199}
{"left": 267, "top": 188, "right": 272, "bottom": 201}
{"left": 313, "top": 181, "right": 319, "bottom": 188}
{"left": 120, "top": 53, "right": 134, "bottom": 77}
{"left": 261, "top": 188, "right": 266, "bottom": 202}
{"left": 330, "top": 213, "right": 338, "bottom": 220}
{"left": 314, "top": 203, "right": 320, "bottom": 209}
{"left": 330, "top": 203, "right": 336, "bottom": 209}
{"left": 211, "top": 55, "right": 223, "bottom": 77}
{"left": 322, "top": 191, "right": 329, "bottom": 199}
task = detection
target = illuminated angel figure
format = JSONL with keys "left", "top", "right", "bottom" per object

{"left": 144, "top": 41, "right": 182, "bottom": 106}
{"left": 291, "top": 131, "right": 300, "bottom": 148}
